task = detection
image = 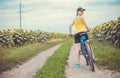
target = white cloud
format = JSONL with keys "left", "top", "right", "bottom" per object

{"left": 79, "top": 0, "right": 118, "bottom": 3}
{"left": 0, "top": 0, "right": 120, "bottom": 33}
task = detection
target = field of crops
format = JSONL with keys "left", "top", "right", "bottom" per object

{"left": 0, "top": 29, "right": 69, "bottom": 73}
{"left": 0, "top": 29, "right": 69, "bottom": 48}
{"left": 90, "top": 16, "right": 120, "bottom": 48}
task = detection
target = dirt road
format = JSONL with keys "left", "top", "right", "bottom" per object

{"left": 65, "top": 44, "right": 120, "bottom": 78}
{"left": 0, "top": 44, "right": 119, "bottom": 78}
{"left": 0, "top": 44, "right": 62, "bottom": 78}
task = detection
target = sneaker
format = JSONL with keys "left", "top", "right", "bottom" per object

{"left": 75, "top": 63, "right": 80, "bottom": 68}
{"left": 93, "top": 58, "right": 97, "bottom": 62}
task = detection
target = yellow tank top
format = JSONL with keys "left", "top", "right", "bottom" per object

{"left": 74, "top": 17, "right": 87, "bottom": 34}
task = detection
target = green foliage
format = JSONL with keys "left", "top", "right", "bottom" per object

{"left": 90, "top": 16, "right": 120, "bottom": 48}
{"left": 91, "top": 41, "right": 120, "bottom": 71}
{"left": 0, "top": 40, "right": 64, "bottom": 74}
{"left": 35, "top": 39, "right": 73, "bottom": 78}
{"left": 0, "top": 29, "right": 69, "bottom": 48}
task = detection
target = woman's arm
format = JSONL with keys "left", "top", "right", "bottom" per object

{"left": 69, "top": 21, "right": 74, "bottom": 34}
{"left": 81, "top": 17, "right": 89, "bottom": 31}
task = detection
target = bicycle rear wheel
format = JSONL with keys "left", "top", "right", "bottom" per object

{"left": 86, "top": 43, "right": 95, "bottom": 71}
{"left": 88, "top": 54, "right": 94, "bottom": 71}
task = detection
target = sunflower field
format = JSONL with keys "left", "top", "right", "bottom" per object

{"left": 90, "top": 16, "right": 120, "bottom": 48}
{"left": 0, "top": 29, "right": 69, "bottom": 48}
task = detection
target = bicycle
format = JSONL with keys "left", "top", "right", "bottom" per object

{"left": 70, "top": 32, "right": 95, "bottom": 72}
{"left": 79, "top": 32, "right": 95, "bottom": 71}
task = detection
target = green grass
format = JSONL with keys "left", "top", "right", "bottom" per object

{"left": 91, "top": 41, "right": 120, "bottom": 71}
{"left": 0, "top": 40, "right": 64, "bottom": 73}
{"left": 35, "top": 39, "right": 73, "bottom": 78}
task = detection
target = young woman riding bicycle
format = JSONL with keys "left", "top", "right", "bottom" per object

{"left": 69, "top": 7, "right": 96, "bottom": 67}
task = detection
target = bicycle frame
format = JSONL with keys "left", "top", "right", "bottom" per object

{"left": 80, "top": 35, "right": 89, "bottom": 61}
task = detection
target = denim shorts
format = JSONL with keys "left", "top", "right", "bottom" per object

{"left": 74, "top": 32, "right": 88, "bottom": 43}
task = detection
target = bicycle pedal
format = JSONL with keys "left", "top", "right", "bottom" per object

{"left": 79, "top": 51, "right": 83, "bottom": 55}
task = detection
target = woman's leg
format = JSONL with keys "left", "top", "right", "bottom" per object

{"left": 75, "top": 43, "right": 81, "bottom": 64}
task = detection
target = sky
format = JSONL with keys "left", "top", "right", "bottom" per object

{"left": 0, "top": 0, "right": 120, "bottom": 33}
